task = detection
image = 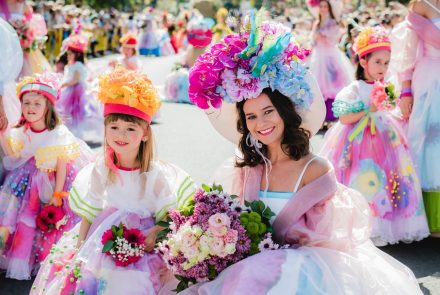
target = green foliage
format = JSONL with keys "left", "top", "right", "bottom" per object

{"left": 241, "top": 200, "right": 275, "bottom": 255}
{"left": 173, "top": 275, "right": 197, "bottom": 293}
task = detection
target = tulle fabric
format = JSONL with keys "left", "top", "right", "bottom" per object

{"left": 0, "top": 158, "right": 80, "bottom": 280}
{"left": 164, "top": 68, "right": 192, "bottom": 104}
{"left": 31, "top": 160, "right": 196, "bottom": 294}
{"left": 180, "top": 241, "right": 421, "bottom": 295}
{"left": 320, "top": 113, "right": 430, "bottom": 244}
{"left": 21, "top": 50, "right": 52, "bottom": 77}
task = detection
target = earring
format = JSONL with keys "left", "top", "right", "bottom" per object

{"left": 142, "top": 137, "right": 148, "bottom": 142}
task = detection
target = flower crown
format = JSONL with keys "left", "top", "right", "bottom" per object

{"left": 188, "top": 11, "right": 312, "bottom": 110}
{"left": 353, "top": 26, "right": 390, "bottom": 57}
{"left": 98, "top": 67, "right": 161, "bottom": 123}
{"left": 16, "top": 72, "right": 62, "bottom": 104}
{"left": 67, "top": 34, "right": 88, "bottom": 53}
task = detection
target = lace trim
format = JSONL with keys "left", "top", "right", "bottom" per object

{"left": 7, "top": 136, "right": 24, "bottom": 157}
{"left": 35, "top": 142, "right": 81, "bottom": 171}
{"left": 332, "top": 100, "right": 366, "bottom": 117}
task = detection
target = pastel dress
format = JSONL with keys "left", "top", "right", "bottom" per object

{"left": 58, "top": 61, "right": 104, "bottom": 143}
{"left": 391, "top": 9, "right": 440, "bottom": 232}
{"left": 180, "top": 157, "right": 423, "bottom": 295}
{"left": 58, "top": 61, "right": 88, "bottom": 126}
{"left": 320, "top": 80, "right": 429, "bottom": 245}
{"left": 308, "top": 19, "right": 354, "bottom": 122}
{"left": 0, "top": 125, "right": 93, "bottom": 280}
{"left": 30, "top": 160, "right": 196, "bottom": 295}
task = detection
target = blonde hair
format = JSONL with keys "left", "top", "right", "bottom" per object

{"left": 15, "top": 95, "right": 61, "bottom": 130}
{"left": 104, "top": 113, "right": 154, "bottom": 183}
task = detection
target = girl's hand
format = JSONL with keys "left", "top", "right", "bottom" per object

{"left": 369, "top": 104, "right": 378, "bottom": 113}
{"left": 399, "top": 96, "right": 413, "bottom": 120}
{"left": 144, "top": 225, "right": 164, "bottom": 252}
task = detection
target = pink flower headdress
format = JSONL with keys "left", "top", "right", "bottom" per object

{"left": 353, "top": 26, "right": 391, "bottom": 57}
{"left": 16, "top": 71, "right": 62, "bottom": 105}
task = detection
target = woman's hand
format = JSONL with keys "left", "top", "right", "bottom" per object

{"left": 399, "top": 96, "right": 413, "bottom": 120}
{"left": 144, "top": 225, "right": 164, "bottom": 252}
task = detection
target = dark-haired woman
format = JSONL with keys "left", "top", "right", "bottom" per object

{"left": 182, "top": 17, "right": 422, "bottom": 294}
{"left": 321, "top": 26, "right": 429, "bottom": 247}
{"left": 308, "top": 0, "right": 354, "bottom": 126}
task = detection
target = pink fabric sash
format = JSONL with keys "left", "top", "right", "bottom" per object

{"left": 234, "top": 165, "right": 371, "bottom": 251}
{"left": 407, "top": 11, "right": 440, "bottom": 50}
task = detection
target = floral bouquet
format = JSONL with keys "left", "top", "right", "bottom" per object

{"left": 101, "top": 223, "right": 146, "bottom": 267}
{"left": 9, "top": 12, "right": 48, "bottom": 52}
{"left": 36, "top": 205, "right": 68, "bottom": 232}
{"left": 156, "top": 184, "right": 280, "bottom": 292}
{"left": 371, "top": 81, "right": 400, "bottom": 111}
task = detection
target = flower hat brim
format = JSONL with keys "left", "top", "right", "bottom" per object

{"left": 204, "top": 72, "right": 325, "bottom": 143}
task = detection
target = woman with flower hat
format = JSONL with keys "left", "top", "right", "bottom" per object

{"left": 308, "top": 0, "right": 354, "bottom": 127}
{"left": 0, "top": 72, "right": 93, "bottom": 280}
{"left": 320, "top": 26, "right": 429, "bottom": 246}
{"left": 109, "top": 33, "right": 140, "bottom": 72}
{"left": 181, "top": 14, "right": 422, "bottom": 294}
{"left": 390, "top": 0, "right": 440, "bottom": 237}
{"left": 30, "top": 67, "right": 196, "bottom": 295}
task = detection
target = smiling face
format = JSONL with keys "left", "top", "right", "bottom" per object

{"left": 105, "top": 118, "right": 148, "bottom": 160}
{"left": 21, "top": 92, "right": 48, "bottom": 124}
{"left": 122, "top": 46, "right": 135, "bottom": 57}
{"left": 360, "top": 50, "right": 390, "bottom": 81}
{"left": 243, "top": 93, "right": 285, "bottom": 148}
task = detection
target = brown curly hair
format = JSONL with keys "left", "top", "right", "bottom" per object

{"left": 236, "top": 88, "right": 310, "bottom": 167}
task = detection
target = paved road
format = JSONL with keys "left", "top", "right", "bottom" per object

{"left": 2, "top": 102, "right": 439, "bottom": 294}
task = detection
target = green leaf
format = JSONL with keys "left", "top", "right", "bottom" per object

{"left": 102, "top": 240, "right": 115, "bottom": 253}
{"left": 156, "top": 221, "right": 170, "bottom": 228}
{"left": 244, "top": 200, "right": 251, "bottom": 207}
{"left": 201, "top": 184, "right": 211, "bottom": 192}
{"left": 230, "top": 194, "right": 239, "bottom": 200}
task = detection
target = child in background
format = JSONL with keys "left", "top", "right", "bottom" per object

{"left": 320, "top": 26, "right": 429, "bottom": 246}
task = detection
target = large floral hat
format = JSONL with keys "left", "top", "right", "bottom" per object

{"left": 353, "top": 26, "right": 390, "bottom": 58}
{"left": 188, "top": 11, "right": 325, "bottom": 142}
{"left": 187, "top": 17, "right": 213, "bottom": 48}
{"left": 98, "top": 67, "right": 161, "bottom": 123}
{"left": 16, "top": 72, "right": 62, "bottom": 105}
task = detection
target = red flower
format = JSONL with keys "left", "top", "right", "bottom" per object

{"left": 37, "top": 206, "right": 64, "bottom": 231}
{"left": 124, "top": 228, "right": 145, "bottom": 246}
{"left": 101, "top": 229, "right": 114, "bottom": 245}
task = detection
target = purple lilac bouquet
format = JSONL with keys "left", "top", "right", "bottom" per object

{"left": 188, "top": 11, "right": 312, "bottom": 111}
{"left": 156, "top": 184, "right": 279, "bottom": 292}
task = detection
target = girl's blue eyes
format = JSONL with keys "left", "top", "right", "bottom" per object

{"left": 109, "top": 126, "right": 137, "bottom": 131}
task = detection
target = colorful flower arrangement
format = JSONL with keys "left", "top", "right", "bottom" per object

{"left": 188, "top": 10, "right": 312, "bottom": 110}
{"left": 371, "top": 81, "right": 400, "bottom": 110}
{"left": 101, "top": 223, "right": 146, "bottom": 267}
{"left": 353, "top": 26, "right": 390, "bottom": 57}
{"left": 307, "top": 0, "right": 320, "bottom": 7}
{"left": 156, "top": 184, "right": 278, "bottom": 292}
{"left": 9, "top": 12, "right": 48, "bottom": 52}
{"left": 36, "top": 205, "right": 68, "bottom": 232}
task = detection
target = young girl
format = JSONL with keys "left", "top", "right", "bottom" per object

{"left": 182, "top": 18, "right": 422, "bottom": 294}
{"left": 58, "top": 34, "right": 88, "bottom": 127}
{"left": 308, "top": 0, "right": 354, "bottom": 126}
{"left": 31, "top": 67, "right": 195, "bottom": 294}
{"left": 321, "top": 26, "right": 429, "bottom": 246}
{"left": 109, "top": 33, "right": 140, "bottom": 71}
{"left": 0, "top": 72, "right": 92, "bottom": 280}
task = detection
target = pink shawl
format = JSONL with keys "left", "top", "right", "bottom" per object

{"left": 233, "top": 165, "right": 371, "bottom": 251}
{"left": 407, "top": 11, "right": 440, "bottom": 50}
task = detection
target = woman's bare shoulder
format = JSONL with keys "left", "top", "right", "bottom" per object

{"left": 301, "top": 155, "right": 332, "bottom": 186}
